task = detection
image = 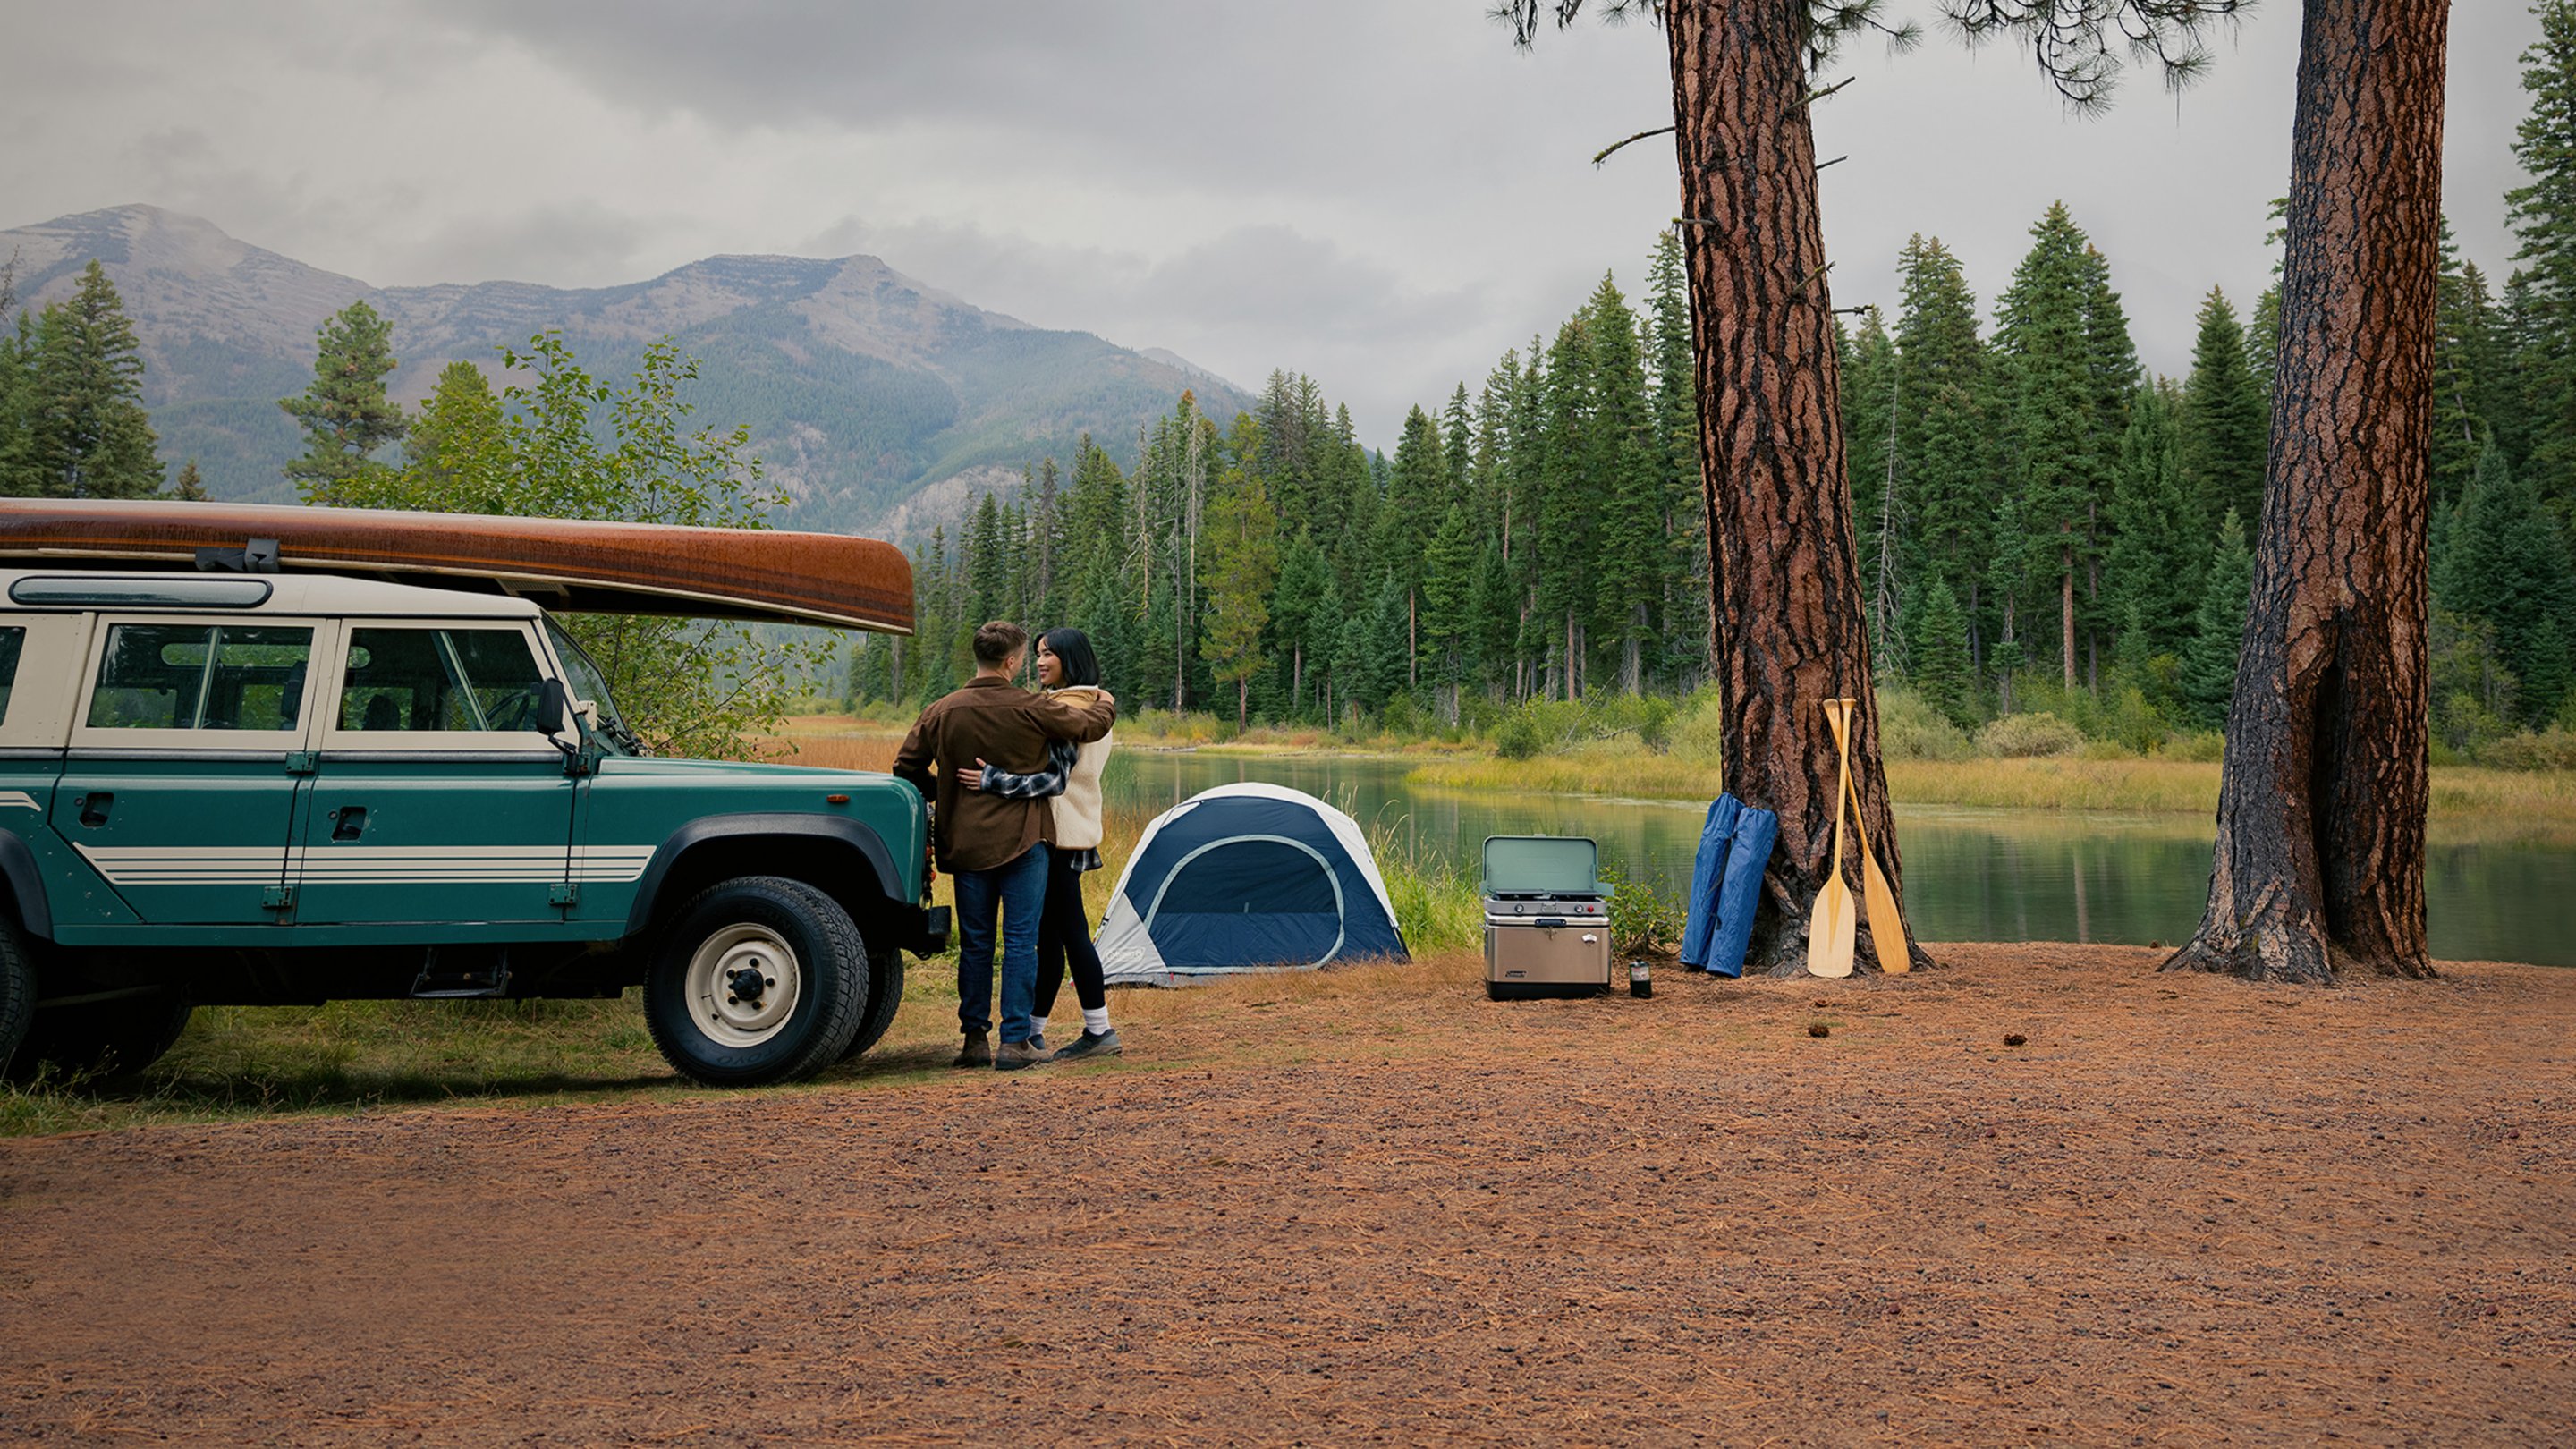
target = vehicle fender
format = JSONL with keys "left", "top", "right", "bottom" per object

{"left": 0, "top": 830, "right": 55, "bottom": 940}
{"left": 623, "top": 813, "right": 903, "bottom": 936}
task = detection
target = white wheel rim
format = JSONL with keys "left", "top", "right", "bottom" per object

{"left": 684, "top": 923, "right": 801, "bottom": 1049}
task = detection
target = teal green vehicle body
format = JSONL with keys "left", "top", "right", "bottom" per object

{"left": 0, "top": 571, "right": 944, "bottom": 1007}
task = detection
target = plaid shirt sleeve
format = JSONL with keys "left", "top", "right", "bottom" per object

{"left": 975, "top": 737, "right": 1075, "bottom": 800}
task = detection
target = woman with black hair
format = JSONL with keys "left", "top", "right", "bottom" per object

{"left": 957, "top": 626, "right": 1119, "bottom": 1059}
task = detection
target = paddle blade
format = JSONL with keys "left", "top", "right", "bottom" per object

{"left": 1860, "top": 852, "right": 1910, "bottom": 974}
{"left": 1806, "top": 877, "right": 1857, "bottom": 979}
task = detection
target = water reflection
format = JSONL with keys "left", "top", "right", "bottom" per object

{"left": 1102, "top": 751, "right": 2575, "bottom": 966}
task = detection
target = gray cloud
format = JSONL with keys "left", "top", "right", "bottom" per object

{"left": 0, "top": 1, "right": 2546, "bottom": 449}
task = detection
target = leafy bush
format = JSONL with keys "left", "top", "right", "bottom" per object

{"left": 2161, "top": 729, "right": 2225, "bottom": 763}
{"left": 1128, "top": 708, "right": 1226, "bottom": 744}
{"left": 1876, "top": 687, "right": 1972, "bottom": 761}
{"left": 1666, "top": 686, "right": 1727, "bottom": 768}
{"left": 1597, "top": 859, "right": 1685, "bottom": 958}
{"left": 2478, "top": 728, "right": 2576, "bottom": 771}
{"left": 1976, "top": 711, "right": 2086, "bottom": 758}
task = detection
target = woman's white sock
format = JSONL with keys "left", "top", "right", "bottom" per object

{"left": 1083, "top": 1007, "right": 1111, "bottom": 1035}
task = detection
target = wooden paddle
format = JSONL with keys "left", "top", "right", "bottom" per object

{"left": 1828, "top": 696, "right": 1911, "bottom": 975}
{"left": 1805, "top": 699, "right": 1859, "bottom": 979}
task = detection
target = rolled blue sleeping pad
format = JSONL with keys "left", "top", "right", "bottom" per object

{"left": 1705, "top": 805, "right": 1777, "bottom": 979}
{"left": 1678, "top": 793, "right": 1742, "bottom": 970}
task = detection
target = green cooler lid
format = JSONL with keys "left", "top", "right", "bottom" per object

{"left": 1481, "top": 835, "right": 1602, "bottom": 896}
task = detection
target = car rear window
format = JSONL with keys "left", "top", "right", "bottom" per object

{"left": 86, "top": 623, "right": 314, "bottom": 732}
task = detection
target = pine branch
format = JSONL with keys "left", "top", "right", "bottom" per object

{"left": 1593, "top": 124, "right": 1676, "bottom": 166}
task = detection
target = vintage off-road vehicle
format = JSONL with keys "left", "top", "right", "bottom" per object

{"left": 0, "top": 500, "right": 946, "bottom": 1088}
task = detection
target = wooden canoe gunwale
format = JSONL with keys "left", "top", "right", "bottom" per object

{"left": 0, "top": 500, "right": 915, "bottom": 634}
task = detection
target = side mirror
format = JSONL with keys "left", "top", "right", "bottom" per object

{"left": 536, "top": 678, "right": 585, "bottom": 773}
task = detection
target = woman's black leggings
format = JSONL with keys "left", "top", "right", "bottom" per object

{"left": 1033, "top": 849, "right": 1106, "bottom": 1018}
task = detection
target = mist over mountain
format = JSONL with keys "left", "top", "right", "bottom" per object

{"left": 0, "top": 205, "right": 1251, "bottom": 534}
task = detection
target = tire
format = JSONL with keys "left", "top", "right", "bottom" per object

{"left": 8, "top": 989, "right": 193, "bottom": 1082}
{"left": 0, "top": 919, "right": 31, "bottom": 1080}
{"left": 840, "top": 945, "right": 906, "bottom": 1062}
{"left": 644, "top": 876, "right": 869, "bottom": 1087}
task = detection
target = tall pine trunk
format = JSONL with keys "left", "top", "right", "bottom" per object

{"left": 1666, "top": 0, "right": 1927, "bottom": 974}
{"left": 2060, "top": 532, "right": 2077, "bottom": 691}
{"left": 2167, "top": 0, "right": 2447, "bottom": 985}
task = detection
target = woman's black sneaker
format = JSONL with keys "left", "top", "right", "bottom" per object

{"left": 1051, "top": 1028, "right": 1123, "bottom": 1061}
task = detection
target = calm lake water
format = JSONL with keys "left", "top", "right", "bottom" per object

{"left": 1101, "top": 751, "right": 2576, "bottom": 967}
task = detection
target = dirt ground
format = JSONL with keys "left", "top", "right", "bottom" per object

{"left": 2, "top": 944, "right": 2571, "bottom": 1447}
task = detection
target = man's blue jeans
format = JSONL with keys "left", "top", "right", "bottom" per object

{"left": 952, "top": 843, "right": 1049, "bottom": 1045}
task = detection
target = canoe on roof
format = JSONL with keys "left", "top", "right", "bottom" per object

{"left": 0, "top": 499, "right": 913, "bottom": 634}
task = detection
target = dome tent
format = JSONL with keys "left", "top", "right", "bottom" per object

{"left": 1096, "top": 783, "right": 1409, "bottom": 985}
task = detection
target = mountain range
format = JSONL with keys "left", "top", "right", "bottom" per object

{"left": 0, "top": 205, "right": 1251, "bottom": 536}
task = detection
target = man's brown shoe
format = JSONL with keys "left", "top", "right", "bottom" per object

{"left": 995, "top": 1039, "right": 1051, "bottom": 1072}
{"left": 953, "top": 1032, "right": 992, "bottom": 1068}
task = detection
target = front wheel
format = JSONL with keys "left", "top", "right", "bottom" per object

{"left": 0, "top": 920, "right": 30, "bottom": 1077}
{"left": 644, "top": 877, "right": 868, "bottom": 1086}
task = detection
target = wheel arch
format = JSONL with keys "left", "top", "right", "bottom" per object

{"left": 0, "top": 830, "right": 55, "bottom": 942}
{"left": 626, "top": 815, "right": 907, "bottom": 946}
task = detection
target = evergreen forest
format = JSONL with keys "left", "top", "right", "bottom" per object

{"left": 857, "top": 14, "right": 2576, "bottom": 768}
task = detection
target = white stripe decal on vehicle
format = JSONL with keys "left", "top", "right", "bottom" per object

{"left": 78, "top": 844, "right": 657, "bottom": 887}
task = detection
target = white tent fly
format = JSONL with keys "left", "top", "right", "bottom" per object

{"left": 1095, "top": 782, "right": 1409, "bottom": 986}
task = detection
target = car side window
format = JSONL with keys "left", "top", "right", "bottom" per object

{"left": 86, "top": 623, "right": 315, "bottom": 731}
{"left": 340, "top": 628, "right": 547, "bottom": 733}
{"left": 0, "top": 626, "right": 23, "bottom": 725}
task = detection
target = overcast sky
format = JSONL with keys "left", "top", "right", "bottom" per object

{"left": 0, "top": 2, "right": 2543, "bottom": 449}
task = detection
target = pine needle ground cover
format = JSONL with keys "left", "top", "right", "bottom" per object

{"left": 3, "top": 945, "right": 2568, "bottom": 1444}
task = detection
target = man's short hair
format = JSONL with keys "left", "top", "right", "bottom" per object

{"left": 972, "top": 620, "right": 1028, "bottom": 665}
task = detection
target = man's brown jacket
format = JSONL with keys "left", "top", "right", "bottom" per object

{"left": 892, "top": 678, "right": 1116, "bottom": 872}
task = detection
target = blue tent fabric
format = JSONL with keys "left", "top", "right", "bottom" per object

{"left": 1705, "top": 805, "right": 1777, "bottom": 979}
{"left": 1097, "top": 784, "right": 1408, "bottom": 983}
{"left": 1678, "top": 793, "right": 1743, "bottom": 970}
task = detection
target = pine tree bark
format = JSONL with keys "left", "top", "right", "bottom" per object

{"left": 1665, "top": 0, "right": 1929, "bottom": 974}
{"left": 2166, "top": 0, "right": 2448, "bottom": 985}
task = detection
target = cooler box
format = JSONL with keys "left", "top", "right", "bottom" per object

{"left": 1482, "top": 835, "right": 1611, "bottom": 1000}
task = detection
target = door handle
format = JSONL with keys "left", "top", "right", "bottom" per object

{"left": 77, "top": 792, "right": 112, "bottom": 828}
{"left": 330, "top": 806, "right": 367, "bottom": 841}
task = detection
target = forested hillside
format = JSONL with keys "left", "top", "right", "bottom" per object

{"left": 0, "top": 205, "right": 1250, "bottom": 530}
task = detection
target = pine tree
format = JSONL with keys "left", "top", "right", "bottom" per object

{"left": 1910, "top": 577, "right": 1972, "bottom": 727}
{"left": 1992, "top": 202, "right": 2106, "bottom": 690}
{"left": 2507, "top": 0, "right": 2576, "bottom": 493}
{"left": 1269, "top": 530, "right": 1332, "bottom": 718}
{"left": 283, "top": 300, "right": 406, "bottom": 498}
{"left": 169, "top": 458, "right": 208, "bottom": 501}
{"left": 1582, "top": 272, "right": 1663, "bottom": 693}
{"left": 1420, "top": 502, "right": 1479, "bottom": 718}
{"left": 1376, "top": 404, "right": 1448, "bottom": 688}
{"left": 1645, "top": 230, "right": 1707, "bottom": 688}
{"left": 2102, "top": 383, "right": 2201, "bottom": 657}
{"left": 2180, "top": 508, "right": 2254, "bottom": 730}
{"left": 23, "top": 261, "right": 161, "bottom": 498}
{"left": 2430, "top": 222, "right": 2493, "bottom": 511}
{"left": 0, "top": 267, "right": 29, "bottom": 497}
{"left": 2180, "top": 287, "right": 2268, "bottom": 542}
{"left": 1199, "top": 465, "right": 1280, "bottom": 729}
{"left": 1894, "top": 234, "right": 1996, "bottom": 676}
{"left": 2436, "top": 443, "right": 2576, "bottom": 725}
{"left": 360, "top": 360, "right": 510, "bottom": 511}
{"left": 1842, "top": 306, "right": 1902, "bottom": 669}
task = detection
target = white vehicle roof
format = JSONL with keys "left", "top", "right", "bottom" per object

{"left": 0, "top": 568, "right": 547, "bottom": 620}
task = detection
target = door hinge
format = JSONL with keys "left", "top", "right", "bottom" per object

{"left": 284, "top": 750, "right": 318, "bottom": 775}
{"left": 263, "top": 885, "right": 294, "bottom": 910}
{"left": 549, "top": 883, "right": 580, "bottom": 907}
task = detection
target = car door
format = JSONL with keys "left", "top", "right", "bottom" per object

{"left": 53, "top": 614, "right": 321, "bottom": 925}
{"left": 289, "top": 620, "right": 577, "bottom": 925}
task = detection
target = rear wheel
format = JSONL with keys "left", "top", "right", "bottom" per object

{"left": 839, "top": 945, "right": 906, "bottom": 1062}
{"left": 644, "top": 877, "right": 867, "bottom": 1086}
{"left": 7, "top": 988, "right": 193, "bottom": 1081}
{"left": 0, "top": 921, "right": 31, "bottom": 1079}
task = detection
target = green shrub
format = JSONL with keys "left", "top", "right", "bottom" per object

{"left": 2478, "top": 728, "right": 2576, "bottom": 771}
{"left": 2161, "top": 729, "right": 2225, "bottom": 763}
{"left": 1666, "top": 685, "right": 1727, "bottom": 768}
{"left": 1598, "top": 859, "right": 1685, "bottom": 958}
{"left": 1976, "top": 711, "right": 2086, "bottom": 758}
{"left": 1495, "top": 708, "right": 1546, "bottom": 759}
{"left": 1876, "top": 687, "right": 1972, "bottom": 761}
